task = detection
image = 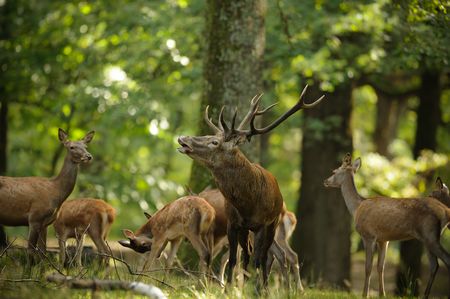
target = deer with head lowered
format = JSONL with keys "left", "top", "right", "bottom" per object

{"left": 118, "top": 195, "right": 215, "bottom": 273}
{"left": 178, "top": 86, "right": 324, "bottom": 288}
{"left": 324, "top": 154, "right": 450, "bottom": 298}
{"left": 0, "top": 128, "right": 94, "bottom": 259}
{"left": 431, "top": 177, "right": 450, "bottom": 208}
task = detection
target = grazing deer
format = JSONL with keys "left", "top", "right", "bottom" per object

{"left": 324, "top": 153, "right": 450, "bottom": 298}
{"left": 178, "top": 86, "right": 323, "bottom": 288}
{"left": 53, "top": 198, "right": 116, "bottom": 267}
{"left": 118, "top": 196, "right": 215, "bottom": 273}
{"left": 0, "top": 128, "right": 94, "bottom": 259}
{"left": 431, "top": 177, "right": 450, "bottom": 208}
{"left": 198, "top": 188, "right": 303, "bottom": 290}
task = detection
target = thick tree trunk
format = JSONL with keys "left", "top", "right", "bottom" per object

{"left": 293, "top": 82, "right": 353, "bottom": 288}
{"left": 373, "top": 93, "right": 408, "bottom": 157}
{"left": 396, "top": 70, "right": 441, "bottom": 296}
{"left": 189, "top": 0, "right": 266, "bottom": 192}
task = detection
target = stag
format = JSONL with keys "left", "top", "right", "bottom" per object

{"left": 178, "top": 86, "right": 323, "bottom": 288}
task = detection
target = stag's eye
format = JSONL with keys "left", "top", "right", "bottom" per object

{"left": 70, "top": 146, "right": 74, "bottom": 149}
{"left": 211, "top": 140, "right": 219, "bottom": 146}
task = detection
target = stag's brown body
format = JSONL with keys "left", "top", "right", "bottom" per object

{"left": 324, "top": 154, "right": 450, "bottom": 298}
{"left": 178, "top": 86, "right": 324, "bottom": 288}
{"left": 119, "top": 196, "right": 215, "bottom": 272}
{"left": 54, "top": 198, "right": 116, "bottom": 267}
{"left": 0, "top": 128, "right": 94, "bottom": 257}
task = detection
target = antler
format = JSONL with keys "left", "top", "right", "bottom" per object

{"left": 242, "top": 85, "right": 324, "bottom": 139}
{"left": 204, "top": 106, "right": 221, "bottom": 134}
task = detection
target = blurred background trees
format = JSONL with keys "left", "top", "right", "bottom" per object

{"left": 0, "top": 0, "right": 448, "bottom": 294}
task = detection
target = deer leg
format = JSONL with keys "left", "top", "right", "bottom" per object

{"left": 238, "top": 228, "right": 250, "bottom": 273}
{"left": 226, "top": 224, "right": 239, "bottom": 284}
{"left": 141, "top": 239, "right": 168, "bottom": 272}
{"left": 423, "top": 239, "right": 450, "bottom": 298}
{"left": 362, "top": 238, "right": 376, "bottom": 298}
{"left": 269, "top": 241, "right": 290, "bottom": 289}
{"left": 377, "top": 241, "right": 388, "bottom": 297}
{"left": 186, "top": 233, "right": 210, "bottom": 273}
{"left": 37, "top": 226, "right": 47, "bottom": 255}
{"left": 165, "top": 237, "right": 183, "bottom": 268}
{"left": 423, "top": 247, "right": 439, "bottom": 298}
{"left": 278, "top": 237, "right": 303, "bottom": 292}
{"left": 74, "top": 233, "right": 85, "bottom": 267}
{"left": 57, "top": 236, "right": 67, "bottom": 267}
{"left": 219, "top": 250, "right": 230, "bottom": 285}
{"left": 261, "top": 223, "right": 277, "bottom": 287}
{"left": 27, "top": 222, "right": 43, "bottom": 263}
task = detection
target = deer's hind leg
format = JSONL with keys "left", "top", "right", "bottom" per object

{"left": 377, "top": 241, "right": 388, "bottom": 297}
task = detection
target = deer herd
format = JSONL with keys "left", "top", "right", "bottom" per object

{"left": 0, "top": 85, "right": 449, "bottom": 298}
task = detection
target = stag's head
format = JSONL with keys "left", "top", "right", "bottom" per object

{"left": 324, "top": 153, "right": 361, "bottom": 188}
{"left": 58, "top": 128, "right": 95, "bottom": 164}
{"left": 178, "top": 85, "right": 324, "bottom": 167}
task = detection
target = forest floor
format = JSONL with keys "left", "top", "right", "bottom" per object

{"left": 0, "top": 238, "right": 448, "bottom": 298}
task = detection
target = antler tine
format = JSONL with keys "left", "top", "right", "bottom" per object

{"left": 204, "top": 106, "right": 221, "bottom": 133}
{"left": 255, "top": 103, "right": 278, "bottom": 115}
{"left": 298, "top": 84, "right": 325, "bottom": 108}
{"left": 236, "top": 93, "right": 263, "bottom": 130}
{"left": 230, "top": 108, "right": 238, "bottom": 131}
{"left": 245, "top": 86, "right": 325, "bottom": 139}
{"left": 218, "top": 106, "right": 229, "bottom": 133}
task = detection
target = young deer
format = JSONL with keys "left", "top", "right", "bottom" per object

{"left": 178, "top": 86, "right": 323, "bottom": 288}
{"left": 431, "top": 177, "right": 450, "bottom": 208}
{"left": 118, "top": 196, "right": 215, "bottom": 273}
{"left": 198, "top": 188, "right": 303, "bottom": 291}
{"left": 324, "top": 154, "right": 450, "bottom": 298}
{"left": 53, "top": 198, "right": 116, "bottom": 267}
{"left": 0, "top": 128, "right": 94, "bottom": 258}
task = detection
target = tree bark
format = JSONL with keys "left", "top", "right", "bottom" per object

{"left": 189, "top": 0, "right": 266, "bottom": 192}
{"left": 373, "top": 92, "right": 408, "bottom": 157}
{"left": 293, "top": 82, "right": 353, "bottom": 288}
{"left": 396, "top": 70, "right": 441, "bottom": 296}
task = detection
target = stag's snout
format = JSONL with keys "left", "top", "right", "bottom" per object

{"left": 177, "top": 136, "right": 193, "bottom": 154}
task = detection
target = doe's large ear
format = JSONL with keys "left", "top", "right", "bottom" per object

{"left": 352, "top": 157, "right": 361, "bottom": 173}
{"left": 436, "top": 177, "right": 443, "bottom": 189}
{"left": 122, "top": 229, "right": 135, "bottom": 240}
{"left": 58, "top": 128, "right": 68, "bottom": 143}
{"left": 82, "top": 130, "right": 95, "bottom": 144}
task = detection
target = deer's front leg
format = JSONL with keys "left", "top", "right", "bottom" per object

{"left": 238, "top": 228, "right": 250, "bottom": 273}
{"left": 226, "top": 223, "right": 239, "bottom": 284}
{"left": 141, "top": 239, "right": 168, "bottom": 272}
{"left": 362, "top": 238, "right": 376, "bottom": 298}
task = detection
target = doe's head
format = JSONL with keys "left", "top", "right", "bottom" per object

{"left": 324, "top": 153, "right": 361, "bottom": 188}
{"left": 118, "top": 229, "right": 153, "bottom": 254}
{"left": 58, "top": 128, "right": 95, "bottom": 164}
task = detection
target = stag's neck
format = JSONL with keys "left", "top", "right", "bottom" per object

{"left": 211, "top": 150, "right": 254, "bottom": 183}
{"left": 52, "top": 155, "right": 79, "bottom": 206}
{"left": 341, "top": 174, "right": 363, "bottom": 217}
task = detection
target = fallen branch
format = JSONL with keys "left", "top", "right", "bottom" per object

{"left": 46, "top": 272, "right": 167, "bottom": 299}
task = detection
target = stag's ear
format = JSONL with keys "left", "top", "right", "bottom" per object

{"left": 82, "top": 130, "right": 95, "bottom": 144}
{"left": 436, "top": 177, "right": 443, "bottom": 189}
{"left": 118, "top": 239, "right": 132, "bottom": 248}
{"left": 352, "top": 158, "right": 361, "bottom": 173}
{"left": 233, "top": 134, "right": 248, "bottom": 146}
{"left": 122, "top": 229, "right": 135, "bottom": 240}
{"left": 58, "top": 128, "right": 68, "bottom": 143}
{"left": 144, "top": 212, "right": 152, "bottom": 219}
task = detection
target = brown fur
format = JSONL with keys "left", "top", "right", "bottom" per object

{"left": 0, "top": 128, "right": 94, "bottom": 258}
{"left": 324, "top": 154, "right": 450, "bottom": 298}
{"left": 119, "top": 196, "right": 215, "bottom": 272}
{"left": 54, "top": 198, "right": 116, "bottom": 267}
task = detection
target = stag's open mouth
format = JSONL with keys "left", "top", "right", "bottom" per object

{"left": 177, "top": 137, "right": 193, "bottom": 154}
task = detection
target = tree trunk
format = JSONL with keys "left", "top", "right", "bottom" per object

{"left": 0, "top": 0, "right": 12, "bottom": 249}
{"left": 293, "top": 82, "right": 353, "bottom": 288}
{"left": 189, "top": 0, "right": 266, "bottom": 192}
{"left": 396, "top": 69, "right": 441, "bottom": 296}
{"left": 373, "top": 92, "right": 408, "bottom": 157}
